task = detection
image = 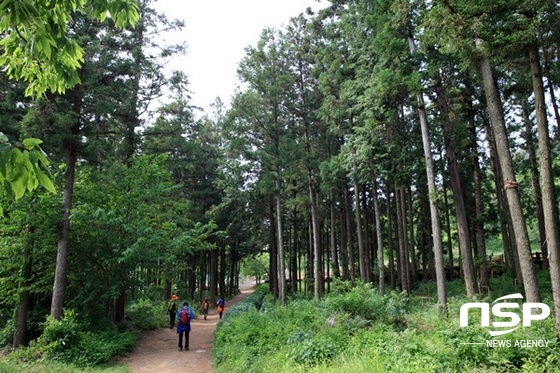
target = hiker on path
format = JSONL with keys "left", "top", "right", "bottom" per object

{"left": 167, "top": 293, "right": 178, "bottom": 329}
{"left": 200, "top": 297, "right": 211, "bottom": 320}
{"left": 217, "top": 297, "right": 226, "bottom": 319}
{"left": 176, "top": 302, "right": 194, "bottom": 351}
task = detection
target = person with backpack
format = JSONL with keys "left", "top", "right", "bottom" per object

{"left": 217, "top": 296, "right": 226, "bottom": 319}
{"left": 200, "top": 297, "right": 210, "bottom": 320}
{"left": 167, "top": 293, "right": 178, "bottom": 329}
{"left": 176, "top": 302, "right": 194, "bottom": 351}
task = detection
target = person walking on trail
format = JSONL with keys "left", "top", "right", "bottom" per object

{"left": 217, "top": 297, "right": 226, "bottom": 319}
{"left": 200, "top": 297, "right": 211, "bottom": 320}
{"left": 176, "top": 302, "right": 194, "bottom": 351}
{"left": 167, "top": 293, "right": 178, "bottom": 329}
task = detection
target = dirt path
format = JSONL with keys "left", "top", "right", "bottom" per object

{"left": 121, "top": 283, "right": 255, "bottom": 373}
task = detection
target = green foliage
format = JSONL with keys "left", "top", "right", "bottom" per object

{"left": 326, "top": 280, "right": 410, "bottom": 330}
{"left": 25, "top": 310, "right": 137, "bottom": 368}
{"left": 37, "top": 310, "right": 81, "bottom": 356}
{"left": 0, "top": 133, "right": 55, "bottom": 213}
{"left": 0, "top": 0, "right": 139, "bottom": 96}
{"left": 125, "top": 298, "right": 167, "bottom": 331}
{"left": 213, "top": 277, "right": 560, "bottom": 373}
{"left": 240, "top": 254, "right": 269, "bottom": 281}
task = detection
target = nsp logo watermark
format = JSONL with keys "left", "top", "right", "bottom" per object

{"left": 460, "top": 293, "right": 550, "bottom": 337}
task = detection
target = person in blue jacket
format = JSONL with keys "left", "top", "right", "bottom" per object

{"left": 217, "top": 297, "right": 226, "bottom": 319}
{"left": 176, "top": 302, "right": 194, "bottom": 351}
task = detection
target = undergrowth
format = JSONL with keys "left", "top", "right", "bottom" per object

{"left": 0, "top": 294, "right": 171, "bottom": 371}
{"left": 213, "top": 277, "right": 560, "bottom": 373}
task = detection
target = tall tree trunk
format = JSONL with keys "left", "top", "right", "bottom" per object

{"left": 309, "top": 171, "right": 323, "bottom": 300}
{"left": 386, "top": 184, "right": 396, "bottom": 290}
{"left": 275, "top": 173, "right": 287, "bottom": 304}
{"left": 477, "top": 39, "right": 540, "bottom": 302}
{"left": 51, "top": 123, "right": 79, "bottom": 320}
{"left": 396, "top": 187, "right": 410, "bottom": 294}
{"left": 362, "top": 185, "right": 373, "bottom": 282}
{"left": 199, "top": 251, "right": 206, "bottom": 296}
{"left": 468, "top": 91, "right": 489, "bottom": 293}
{"left": 269, "top": 197, "right": 278, "bottom": 296}
{"left": 394, "top": 187, "right": 403, "bottom": 290}
{"left": 291, "top": 207, "right": 299, "bottom": 293}
{"left": 306, "top": 218, "right": 313, "bottom": 296}
{"left": 407, "top": 30, "right": 447, "bottom": 311}
{"left": 486, "top": 121, "right": 518, "bottom": 281}
{"left": 13, "top": 225, "right": 33, "bottom": 348}
{"left": 435, "top": 75, "right": 477, "bottom": 297}
{"left": 329, "top": 192, "right": 340, "bottom": 279}
{"left": 339, "top": 197, "right": 349, "bottom": 281}
{"left": 441, "top": 176, "right": 455, "bottom": 280}
{"left": 372, "top": 177, "right": 385, "bottom": 295}
{"left": 529, "top": 41, "right": 560, "bottom": 336}
{"left": 344, "top": 182, "right": 357, "bottom": 283}
{"left": 541, "top": 45, "right": 560, "bottom": 130}
{"left": 406, "top": 187, "right": 417, "bottom": 284}
{"left": 520, "top": 98, "right": 547, "bottom": 268}
{"left": 418, "top": 184, "right": 431, "bottom": 281}
{"left": 210, "top": 249, "right": 218, "bottom": 300}
{"left": 185, "top": 255, "right": 195, "bottom": 300}
{"left": 354, "top": 178, "right": 367, "bottom": 283}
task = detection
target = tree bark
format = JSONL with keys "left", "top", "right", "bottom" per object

{"left": 529, "top": 41, "right": 560, "bottom": 335}
{"left": 386, "top": 184, "right": 396, "bottom": 290}
{"left": 520, "top": 98, "right": 547, "bottom": 268}
{"left": 477, "top": 39, "right": 540, "bottom": 302}
{"left": 309, "top": 175, "right": 323, "bottom": 299}
{"left": 467, "top": 88, "right": 489, "bottom": 292}
{"left": 51, "top": 123, "right": 79, "bottom": 320}
{"left": 291, "top": 207, "right": 299, "bottom": 293}
{"left": 329, "top": 192, "right": 340, "bottom": 279}
{"left": 435, "top": 74, "right": 477, "bottom": 297}
{"left": 406, "top": 187, "right": 417, "bottom": 284}
{"left": 372, "top": 177, "right": 385, "bottom": 296}
{"left": 354, "top": 178, "right": 367, "bottom": 283}
{"left": 407, "top": 30, "right": 447, "bottom": 311}
{"left": 269, "top": 197, "right": 278, "bottom": 297}
{"left": 210, "top": 248, "right": 218, "bottom": 300}
{"left": 13, "top": 225, "right": 33, "bottom": 348}
{"left": 396, "top": 187, "right": 410, "bottom": 293}
{"left": 344, "top": 182, "right": 357, "bottom": 283}
{"left": 339, "top": 196, "right": 349, "bottom": 281}
{"left": 275, "top": 173, "right": 287, "bottom": 304}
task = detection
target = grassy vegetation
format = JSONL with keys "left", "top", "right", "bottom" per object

{"left": 213, "top": 274, "right": 559, "bottom": 373}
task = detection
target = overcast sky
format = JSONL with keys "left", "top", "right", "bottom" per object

{"left": 155, "top": 0, "right": 327, "bottom": 113}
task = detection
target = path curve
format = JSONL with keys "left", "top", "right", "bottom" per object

{"left": 121, "top": 283, "right": 255, "bottom": 373}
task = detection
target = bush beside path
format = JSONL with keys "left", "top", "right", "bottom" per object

{"left": 121, "top": 283, "right": 255, "bottom": 373}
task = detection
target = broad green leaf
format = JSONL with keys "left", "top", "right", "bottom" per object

{"left": 22, "top": 138, "right": 43, "bottom": 150}
{"left": 27, "top": 170, "right": 39, "bottom": 191}
{"left": 35, "top": 166, "right": 56, "bottom": 193}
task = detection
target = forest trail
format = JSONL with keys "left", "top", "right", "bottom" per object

{"left": 121, "top": 283, "right": 255, "bottom": 373}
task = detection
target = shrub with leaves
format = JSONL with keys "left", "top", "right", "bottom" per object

{"left": 125, "top": 298, "right": 167, "bottom": 331}
{"left": 33, "top": 310, "right": 138, "bottom": 367}
{"left": 37, "top": 310, "right": 81, "bottom": 356}
{"left": 286, "top": 329, "right": 341, "bottom": 367}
